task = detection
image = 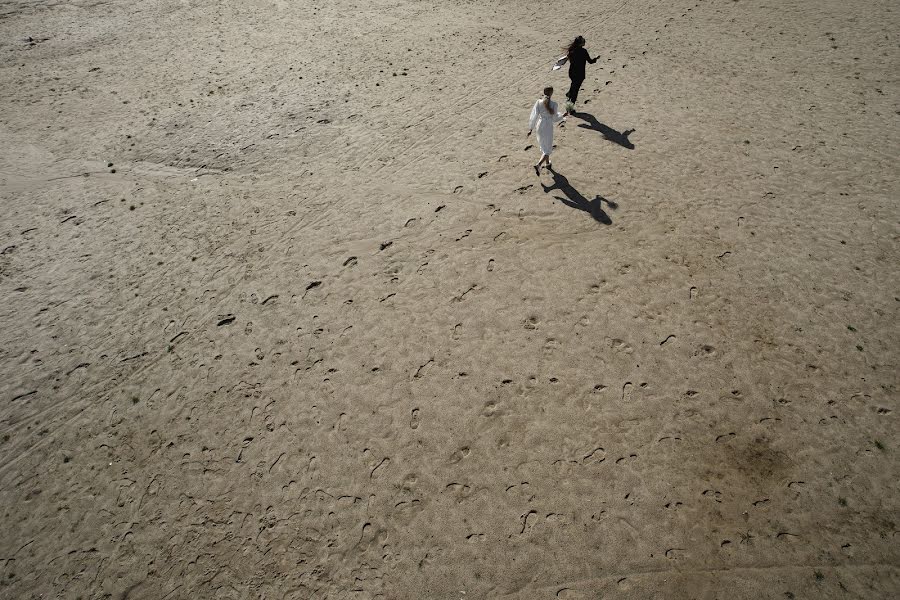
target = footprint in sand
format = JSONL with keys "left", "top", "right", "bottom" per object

{"left": 449, "top": 446, "right": 470, "bottom": 464}
{"left": 609, "top": 338, "right": 633, "bottom": 354}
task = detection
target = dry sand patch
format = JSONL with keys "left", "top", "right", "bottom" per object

{"left": 1, "top": 0, "right": 898, "bottom": 598}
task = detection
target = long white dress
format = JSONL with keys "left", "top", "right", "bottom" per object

{"left": 528, "top": 97, "right": 566, "bottom": 156}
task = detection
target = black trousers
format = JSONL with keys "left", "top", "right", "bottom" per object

{"left": 567, "top": 75, "right": 585, "bottom": 103}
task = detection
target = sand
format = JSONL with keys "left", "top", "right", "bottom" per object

{"left": 1, "top": 0, "right": 898, "bottom": 598}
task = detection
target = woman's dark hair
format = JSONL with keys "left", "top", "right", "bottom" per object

{"left": 566, "top": 36, "right": 586, "bottom": 57}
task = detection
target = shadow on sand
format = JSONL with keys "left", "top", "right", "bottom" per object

{"left": 572, "top": 111, "right": 635, "bottom": 149}
{"left": 541, "top": 169, "right": 617, "bottom": 225}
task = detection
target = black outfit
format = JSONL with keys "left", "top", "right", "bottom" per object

{"left": 567, "top": 47, "right": 597, "bottom": 103}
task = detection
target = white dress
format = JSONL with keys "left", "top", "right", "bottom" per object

{"left": 528, "top": 97, "right": 566, "bottom": 155}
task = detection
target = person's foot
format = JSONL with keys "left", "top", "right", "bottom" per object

{"left": 533, "top": 164, "right": 540, "bottom": 176}
{"left": 546, "top": 162, "right": 553, "bottom": 171}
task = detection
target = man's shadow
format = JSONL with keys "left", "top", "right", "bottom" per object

{"left": 572, "top": 111, "right": 635, "bottom": 149}
{"left": 541, "top": 169, "right": 617, "bottom": 225}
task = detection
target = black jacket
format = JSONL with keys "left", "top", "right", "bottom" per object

{"left": 568, "top": 47, "right": 597, "bottom": 79}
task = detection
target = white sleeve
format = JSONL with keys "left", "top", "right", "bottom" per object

{"left": 552, "top": 103, "right": 566, "bottom": 122}
{"left": 528, "top": 101, "right": 539, "bottom": 130}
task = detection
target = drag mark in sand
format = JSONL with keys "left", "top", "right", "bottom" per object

{"left": 413, "top": 358, "right": 433, "bottom": 379}
{"left": 452, "top": 284, "right": 477, "bottom": 302}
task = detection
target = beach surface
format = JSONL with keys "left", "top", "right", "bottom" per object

{"left": 1, "top": 0, "right": 898, "bottom": 597}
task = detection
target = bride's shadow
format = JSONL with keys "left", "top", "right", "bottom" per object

{"left": 541, "top": 169, "right": 617, "bottom": 225}
{"left": 572, "top": 111, "right": 635, "bottom": 149}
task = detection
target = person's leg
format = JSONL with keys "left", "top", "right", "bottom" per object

{"left": 566, "top": 77, "right": 579, "bottom": 102}
{"left": 570, "top": 77, "right": 584, "bottom": 103}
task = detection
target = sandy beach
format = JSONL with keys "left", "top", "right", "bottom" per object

{"left": 1, "top": 0, "right": 898, "bottom": 597}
